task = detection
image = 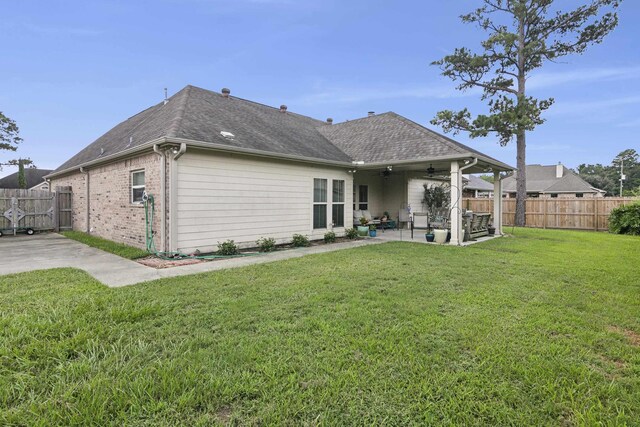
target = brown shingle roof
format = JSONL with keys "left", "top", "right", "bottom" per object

{"left": 52, "top": 85, "right": 514, "bottom": 175}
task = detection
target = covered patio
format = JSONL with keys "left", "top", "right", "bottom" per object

{"left": 350, "top": 155, "right": 513, "bottom": 245}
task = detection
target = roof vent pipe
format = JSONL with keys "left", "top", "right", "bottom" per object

{"left": 221, "top": 88, "right": 231, "bottom": 98}
{"left": 368, "top": 111, "right": 375, "bottom": 117}
{"left": 326, "top": 118, "right": 333, "bottom": 124}
{"left": 280, "top": 105, "right": 287, "bottom": 113}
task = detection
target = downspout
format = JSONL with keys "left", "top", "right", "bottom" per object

{"left": 459, "top": 158, "right": 478, "bottom": 174}
{"left": 153, "top": 144, "right": 167, "bottom": 252}
{"left": 169, "top": 143, "right": 187, "bottom": 252}
{"left": 79, "top": 167, "right": 90, "bottom": 232}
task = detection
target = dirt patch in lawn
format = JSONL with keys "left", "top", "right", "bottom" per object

{"left": 137, "top": 256, "right": 204, "bottom": 269}
{"left": 608, "top": 325, "right": 640, "bottom": 347}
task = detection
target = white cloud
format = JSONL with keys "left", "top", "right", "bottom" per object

{"left": 529, "top": 65, "right": 640, "bottom": 90}
{"left": 295, "top": 84, "right": 480, "bottom": 105}
{"left": 547, "top": 95, "right": 640, "bottom": 116}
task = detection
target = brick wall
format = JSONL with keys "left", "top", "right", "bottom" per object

{"left": 51, "top": 152, "right": 165, "bottom": 249}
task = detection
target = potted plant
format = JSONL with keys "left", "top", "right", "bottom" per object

{"left": 488, "top": 222, "right": 496, "bottom": 235}
{"left": 425, "top": 229, "right": 435, "bottom": 242}
{"left": 369, "top": 224, "right": 377, "bottom": 237}
{"left": 357, "top": 217, "right": 369, "bottom": 236}
{"left": 423, "top": 183, "right": 450, "bottom": 242}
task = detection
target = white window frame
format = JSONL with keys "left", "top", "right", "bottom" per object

{"left": 131, "top": 170, "right": 145, "bottom": 204}
{"left": 332, "top": 179, "right": 345, "bottom": 228}
{"left": 313, "top": 178, "right": 328, "bottom": 230}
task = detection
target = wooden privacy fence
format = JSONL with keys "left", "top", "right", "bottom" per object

{"left": 0, "top": 186, "right": 72, "bottom": 235}
{"left": 463, "top": 197, "right": 639, "bottom": 231}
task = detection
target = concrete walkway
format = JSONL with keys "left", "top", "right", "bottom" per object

{"left": 0, "top": 233, "right": 383, "bottom": 287}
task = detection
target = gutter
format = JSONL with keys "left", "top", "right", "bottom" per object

{"left": 45, "top": 137, "right": 169, "bottom": 179}
{"left": 359, "top": 154, "right": 514, "bottom": 171}
{"left": 459, "top": 157, "right": 478, "bottom": 173}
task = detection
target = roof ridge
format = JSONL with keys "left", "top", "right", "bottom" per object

{"left": 166, "top": 85, "right": 192, "bottom": 138}
{"left": 330, "top": 112, "right": 395, "bottom": 126}
{"left": 186, "top": 85, "right": 327, "bottom": 125}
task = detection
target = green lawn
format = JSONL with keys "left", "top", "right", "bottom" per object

{"left": 1, "top": 228, "right": 639, "bottom": 425}
{"left": 61, "top": 231, "right": 149, "bottom": 259}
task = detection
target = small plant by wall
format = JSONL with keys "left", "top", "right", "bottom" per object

{"left": 291, "top": 234, "right": 310, "bottom": 247}
{"left": 256, "top": 237, "right": 277, "bottom": 252}
{"left": 345, "top": 228, "right": 359, "bottom": 239}
{"left": 324, "top": 231, "right": 336, "bottom": 243}
{"left": 217, "top": 239, "right": 239, "bottom": 255}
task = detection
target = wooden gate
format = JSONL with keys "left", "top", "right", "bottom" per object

{"left": 0, "top": 186, "right": 72, "bottom": 235}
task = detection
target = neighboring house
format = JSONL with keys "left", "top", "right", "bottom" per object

{"left": 0, "top": 168, "right": 53, "bottom": 191}
{"left": 463, "top": 175, "right": 494, "bottom": 198}
{"left": 502, "top": 163, "right": 606, "bottom": 198}
{"left": 47, "top": 85, "right": 513, "bottom": 251}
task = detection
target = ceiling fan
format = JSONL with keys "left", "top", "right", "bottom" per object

{"left": 425, "top": 163, "right": 450, "bottom": 178}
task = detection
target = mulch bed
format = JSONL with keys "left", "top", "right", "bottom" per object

{"left": 136, "top": 237, "right": 363, "bottom": 269}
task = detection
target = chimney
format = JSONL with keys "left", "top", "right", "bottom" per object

{"left": 221, "top": 88, "right": 231, "bottom": 98}
{"left": 368, "top": 111, "right": 375, "bottom": 117}
{"left": 280, "top": 105, "right": 288, "bottom": 113}
{"left": 326, "top": 118, "right": 333, "bottom": 124}
{"left": 556, "top": 162, "right": 563, "bottom": 178}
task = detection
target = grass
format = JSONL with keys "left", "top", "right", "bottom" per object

{"left": 1, "top": 228, "right": 639, "bottom": 425}
{"left": 61, "top": 230, "right": 149, "bottom": 259}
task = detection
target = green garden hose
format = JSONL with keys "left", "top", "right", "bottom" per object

{"left": 143, "top": 193, "right": 260, "bottom": 260}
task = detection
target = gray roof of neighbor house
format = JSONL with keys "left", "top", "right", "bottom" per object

{"left": 0, "top": 168, "right": 53, "bottom": 189}
{"left": 51, "top": 85, "right": 513, "bottom": 176}
{"left": 502, "top": 164, "right": 602, "bottom": 194}
{"left": 464, "top": 175, "right": 494, "bottom": 191}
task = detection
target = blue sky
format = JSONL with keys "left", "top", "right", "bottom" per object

{"left": 1, "top": 0, "right": 639, "bottom": 177}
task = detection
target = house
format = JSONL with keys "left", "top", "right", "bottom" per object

{"left": 502, "top": 163, "right": 605, "bottom": 198}
{"left": 47, "top": 85, "right": 513, "bottom": 252}
{"left": 0, "top": 168, "right": 53, "bottom": 191}
{"left": 463, "top": 175, "right": 494, "bottom": 198}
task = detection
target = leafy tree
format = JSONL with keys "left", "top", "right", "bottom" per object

{"left": 0, "top": 112, "right": 35, "bottom": 175}
{"left": 576, "top": 149, "right": 640, "bottom": 196}
{"left": 479, "top": 174, "right": 494, "bottom": 184}
{"left": 431, "top": 0, "right": 621, "bottom": 225}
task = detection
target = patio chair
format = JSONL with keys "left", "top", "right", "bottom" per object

{"left": 469, "top": 213, "right": 491, "bottom": 239}
{"left": 361, "top": 210, "right": 381, "bottom": 226}
{"left": 410, "top": 212, "right": 429, "bottom": 239}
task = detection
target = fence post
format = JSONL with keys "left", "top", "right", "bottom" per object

{"left": 593, "top": 198, "right": 598, "bottom": 231}
{"left": 543, "top": 198, "right": 547, "bottom": 229}
{"left": 53, "top": 191, "right": 59, "bottom": 232}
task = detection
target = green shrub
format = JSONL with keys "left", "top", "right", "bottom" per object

{"left": 256, "top": 237, "right": 276, "bottom": 252}
{"left": 323, "top": 231, "right": 336, "bottom": 243}
{"left": 609, "top": 202, "right": 640, "bottom": 235}
{"left": 217, "top": 239, "right": 239, "bottom": 255}
{"left": 291, "top": 234, "right": 310, "bottom": 247}
{"left": 345, "top": 228, "right": 359, "bottom": 239}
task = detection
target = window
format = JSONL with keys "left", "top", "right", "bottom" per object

{"left": 313, "top": 178, "right": 327, "bottom": 229}
{"left": 358, "top": 185, "right": 368, "bottom": 210}
{"left": 131, "top": 170, "right": 145, "bottom": 204}
{"left": 332, "top": 180, "right": 345, "bottom": 227}
{"left": 550, "top": 193, "right": 558, "bottom": 198}
{"left": 576, "top": 193, "right": 584, "bottom": 198}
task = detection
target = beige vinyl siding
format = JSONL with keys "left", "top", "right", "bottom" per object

{"left": 176, "top": 150, "right": 352, "bottom": 253}
{"left": 408, "top": 177, "right": 446, "bottom": 214}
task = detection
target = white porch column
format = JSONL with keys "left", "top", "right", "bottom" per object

{"left": 493, "top": 171, "right": 503, "bottom": 235}
{"left": 450, "top": 161, "right": 462, "bottom": 245}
